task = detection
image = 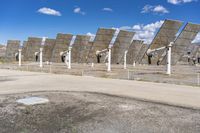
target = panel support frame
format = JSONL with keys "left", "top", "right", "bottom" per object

{"left": 107, "top": 47, "right": 111, "bottom": 72}
{"left": 166, "top": 42, "right": 173, "bottom": 75}
{"left": 39, "top": 48, "right": 43, "bottom": 68}
{"left": 18, "top": 49, "right": 22, "bottom": 67}
{"left": 124, "top": 50, "right": 128, "bottom": 69}
{"left": 68, "top": 47, "right": 72, "bottom": 69}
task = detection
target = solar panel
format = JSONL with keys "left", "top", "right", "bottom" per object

{"left": 141, "top": 19, "right": 183, "bottom": 65}
{"left": 51, "top": 33, "right": 73, "bottom": 63}
{"left": 127, "top": 40, "right": 143, "bottom": 65}
{"left": 179, "top": 43, "right": 199, "bottom": 62}
{"left": 0, "top": 45, "right": 6, "bottom": 57}
{"left": 24, "top": 37, "right": 42, "bottom": 61}
{"left": 87, "top": 28, "right": 116, "bottom": 63}
{"left": 191, "top": 44, "right": 200, "bottom": 57}
{"left": 71, "top": 35, "right": 91, "bottom": 63}
{"left": 5, "top": 40, "right": 20, "bottom": 61}
{"left": 111, "top": 30, "right": 135, "bottom": 64}
{"left": 136, "top": 44, "right": 148, "bottom": 64}
{"left": 195, "top": 46, "right": 200, "bottom": 58}
{"left": 43, "top": 39, "right": 56, "bottom": 62}
{"left": 169, "top": 23, "right": 200, "bottom": 65}
{"left": 21, "top": 41, "right": 27, "bottom": 60}
{"left": 150, "top": 20, "right": 183, "bottom": 49}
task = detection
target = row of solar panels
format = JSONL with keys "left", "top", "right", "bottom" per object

{"left": 4, "top": 19, "right": 200, "bottom": 65}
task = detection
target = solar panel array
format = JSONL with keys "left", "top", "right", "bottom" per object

{"left": 51, "top": 33, "right": 73, "bottom": 63}
{"left": 127, "top": 40, "right": 143, "bottom": 65}
{"left": 111, "top": 30, "right": 135, "bottom": 64}
{"left": 71, "top": 35, "right": 91, "bottom": 63}
{"left": 5, "top": 40, "right": 20, "bottom": 61}
{"left": 4, "top": 19, "right": 200, "bottom": 66}
{"left": 87, "top": 28, "right": 116, "bottom": 63}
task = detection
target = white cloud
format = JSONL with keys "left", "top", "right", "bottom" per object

{"left": 167, "top": 0, "right": 197, "bottom": 5}
{"left": 114, "top": 20, "right": 164, "bottom": 44}
{"left": 192, "top": 32, "right": 200, "bottom": 43}
{"left": 87, "top": 20, "right": 164, "bottom": 44}
{"left": 132, "top": 25, "right": 141, "bottom": 30}
{"left": 153, "top": 5, "right": 169, "bottom": 13}
{"left": 118, "top": 26, "right": 132, "bottom": 30}
{"left": 37, "top": 7, "right": 61, "bottom": 16}
{"left": 74, "top": 7, "right": 86, "bottom": 15}
{"left": 143, "top": 21, "right": 164, "bottom": 32}
{"left": 141, "top": 5, "right": 153, "bottom": 13}
{"left": 134, "top": 21, "right": 164, "bottom": 44}
{"left": 141, "top": 5, "right": 169, "bottom": 14}
{"left": 102, "top": 8, "right": 113, "bottom": 12}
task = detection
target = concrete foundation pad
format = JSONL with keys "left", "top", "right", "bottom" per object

{"left": 16, "top": 97, "right": 49, "bottom": 105}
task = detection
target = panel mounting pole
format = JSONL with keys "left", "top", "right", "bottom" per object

{"left": 166, "top": 42, "right": 173, "bottom": 75}
{"left": 107, "top": 47, "right": 111, "bottom": 72}
{"left": 133, "top": 61, "right": 136, "bottom": 67}
{"left": 124, "top": 50, "right": 128, "bottom": 69}
{"left": 39, "top": 48, "right": 43, "bottom": 68}
{"left": 68, "top": 47, "right": 72, "bottom": 69}
{"left": 18, "top": 49, "right": 22, "bottom": 67}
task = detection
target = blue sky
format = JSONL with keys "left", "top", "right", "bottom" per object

{"left": 0, "top": 0, "right": 199, "bottom": 45}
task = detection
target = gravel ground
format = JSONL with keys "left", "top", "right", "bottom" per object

{"left": 0, "top": 63, "right": 199, "bottom": 86}
{"left": 0, "top": 91, "right": 200, "bottom": 133}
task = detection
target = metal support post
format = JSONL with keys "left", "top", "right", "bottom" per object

{"left": 18, "top": 49, "right": 22, "bottom": 66}
{"left": 107, "top": 48, "right": 111, "bottom": 72}
{"left": 166, "top": 42, "right": 173, "bottom": 75}
{"left": 39, "top": 48, "right": 43, "bottom": 68}
{"left": 68, "top": 47, "right": 72, "bottom": 69}
{"left": 124, "top": 50, "right": 128, "bottom": 69}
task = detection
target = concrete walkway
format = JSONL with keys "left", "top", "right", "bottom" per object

{"left": 0, "top": 69, "right": 200, "bottom": 109}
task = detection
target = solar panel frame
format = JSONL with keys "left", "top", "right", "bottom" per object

{"left": 126, "top": 40, "right": 143, "bottom": 65}
{"left": 191, "top": 44, "right": 200, "bottom": 57}
{"left": 71, "top": 35, "right": 91, "bottom": 63}
{"left": 140, "top": 19, "right": 183, "bottom": 65}
{"left": 136, "top": 44, "right": 148, "bottom": 64}
{"left": 51, "top": 33, "right": 73, "bottom": 63}
{"left": 24, "top": 37, "right": 42, "bottom": 61}
{"left": 21, "top": 41, "right": 27, "bottom": 60}
{"left": 161, "top": 23, "right": 200, "bottom": 65}
{"left": 194, "top": 46, "right": 200, "bottom": 58}
{"left": 87, "top": 28, "right": 116, "bottom": 63}
{"left": 5, "top": 40, "right": 20, "bottom": 61}
{"left": 43, "top": 39, "right": 56, "bottom": 62}
{"left": 111, "top": 30, "right": 135, "bottom": 64}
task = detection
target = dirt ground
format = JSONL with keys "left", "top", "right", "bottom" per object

{"left": 0, "top": 62, "right": 199, "bottom": 87}
{"left": 0, "top": 91, "right": 200, "bottom": 133}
